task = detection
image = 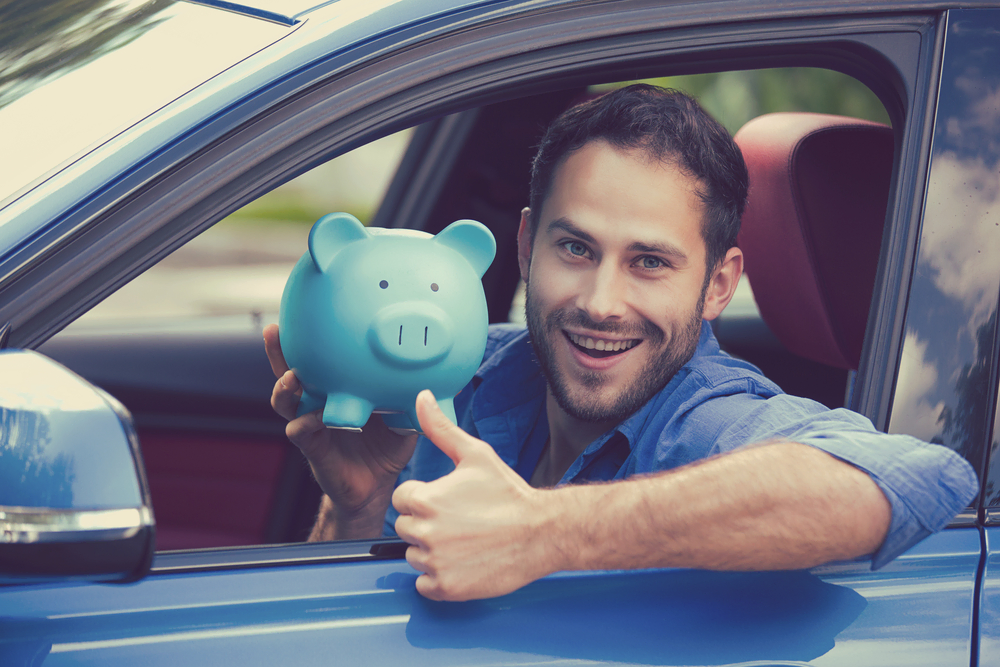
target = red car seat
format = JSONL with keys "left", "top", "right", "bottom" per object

{"left": 735, "top": 112, "right": 894, "bottom": 371}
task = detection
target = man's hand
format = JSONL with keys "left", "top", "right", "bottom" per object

{"left": 264, "top": 323, "right": 417, "bottom": 540}
{"left": 392, "top": 390, "right": 558, "bottom": 601}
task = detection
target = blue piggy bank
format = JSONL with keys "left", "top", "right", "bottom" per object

{"left": 279, "top": 212, "right": 496, "bottom": 433}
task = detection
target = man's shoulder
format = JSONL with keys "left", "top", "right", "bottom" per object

{"left": 679, "top": 324, "right": 784, "bottom": 400}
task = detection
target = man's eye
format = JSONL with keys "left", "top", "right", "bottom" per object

{"left": 564, "top": 241, "right": 588, "bottom": 257}
{"left": 639, "top": 256, "right": 664, "bottom": 269}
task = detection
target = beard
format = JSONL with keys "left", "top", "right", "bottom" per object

{"left": 525, "top": 281, "right": 706, "bottom": 424}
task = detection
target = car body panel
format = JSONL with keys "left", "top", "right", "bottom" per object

{"left": 979, "top": 527, "right": 1000, "bottom": 665}
{"left": 0, "top": 530, "right": 980, "bottom": 666}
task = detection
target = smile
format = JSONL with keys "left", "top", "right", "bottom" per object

{"left": 565, "top": 331, "right": 640, "bottom": 358}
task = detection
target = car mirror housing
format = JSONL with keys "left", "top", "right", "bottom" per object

{"left": 0, "top": 350, "right": 154, "bottom": 583}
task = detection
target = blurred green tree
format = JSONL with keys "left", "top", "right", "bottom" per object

{"left": 596, "top": 68, "right": 890, "bottom": 133}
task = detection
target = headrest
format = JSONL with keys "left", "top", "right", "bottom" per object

{"left": 735, "top": 113, "right": 894, "bottom": 370}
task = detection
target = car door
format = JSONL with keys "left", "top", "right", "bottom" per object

{"left": 0, "top": 2, "right": 989, "bottom": 666}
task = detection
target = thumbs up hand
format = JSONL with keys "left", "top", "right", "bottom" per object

{"left": 392, "top": 390, "right": 559, "bottom": 601}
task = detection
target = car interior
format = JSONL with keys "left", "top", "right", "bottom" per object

{"left": 38, "top": 70, "right": 895, "bottom": 552}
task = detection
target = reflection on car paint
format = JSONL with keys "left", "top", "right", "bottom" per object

{"left": 889, "top": 10, "right": 1000, "bottom": 501}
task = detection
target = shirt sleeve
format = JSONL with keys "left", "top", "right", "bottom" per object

{"left": 704, "top": 393, "right": 979, "bottom": 569}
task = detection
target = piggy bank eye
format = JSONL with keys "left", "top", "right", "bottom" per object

{"left": 379, "top": 280, "right": 389, "bottom": 289}
{"left": 430, "top": 283, "right": 439, "bottom": 292}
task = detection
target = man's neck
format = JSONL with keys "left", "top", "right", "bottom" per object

{"left": 531, "top": 390, "right": 617, "bottom": 487}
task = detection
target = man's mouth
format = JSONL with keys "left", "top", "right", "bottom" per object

{"left": 565, "top": 331, "right": 640, "bottom": 358}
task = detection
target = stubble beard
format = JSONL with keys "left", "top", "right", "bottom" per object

{"left": 525, "top": 281, "right": 706, "bottom": 424}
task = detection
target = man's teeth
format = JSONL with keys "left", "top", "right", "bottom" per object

{"left": 568, "top": 333, "right": 637, "bottom": 351}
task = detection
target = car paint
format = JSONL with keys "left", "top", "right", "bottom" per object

{"left": 0, "top": 1, "right": 998, "bottom": 664}
{"left": 0, "top": 530, "right": 981, "bottom": 666}
{"left": 980, "top": 527, "right": 1000, "bottom": 665}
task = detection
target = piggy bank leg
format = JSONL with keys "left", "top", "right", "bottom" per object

{"left": 435, "top": 396, "right": 458, "bottom": 426}
{"left": 322, "top": 393, "right": 375, "bottom": 431}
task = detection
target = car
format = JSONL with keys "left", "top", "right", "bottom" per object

{"left": 1, "top": 0, "right": 999, "bottom": 664}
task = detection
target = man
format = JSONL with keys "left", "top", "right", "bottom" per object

{"left": 265, "top": 84, "right": 977, "bottom": 602}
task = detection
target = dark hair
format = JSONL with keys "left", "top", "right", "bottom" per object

{"left": 528, "top": 84, "right": 748, "bottom": 271}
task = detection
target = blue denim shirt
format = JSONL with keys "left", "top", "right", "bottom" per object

{"left": 387, "top": 322, "right": 979, "bottom": 569}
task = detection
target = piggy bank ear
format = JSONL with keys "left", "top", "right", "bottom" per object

{"left": 433, "top": 219, "right": 496, "bottom": 278}
{"left": 308, "top": 212, "right": 369, "bottom": 272}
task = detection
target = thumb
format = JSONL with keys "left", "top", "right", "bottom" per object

{"left": 415, "top": 389, "right": 478, "bottom": 465}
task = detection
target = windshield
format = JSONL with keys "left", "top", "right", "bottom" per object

{"left": 0, "top": 0, "right": 288, "bottom": 206}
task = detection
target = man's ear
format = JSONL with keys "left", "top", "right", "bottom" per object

{"left": 516, "top": 207, "right": 532, "bottom": 283}
{"left": 702, "top": 246, "right": 744, "bottom": 321}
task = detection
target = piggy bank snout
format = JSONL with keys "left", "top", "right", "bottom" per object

{"left": 368, "top": 303, "right": 454, "bottom": 367}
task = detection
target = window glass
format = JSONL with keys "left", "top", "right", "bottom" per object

{"left": 0, "top": 0, "right": 288, "bottom": 207}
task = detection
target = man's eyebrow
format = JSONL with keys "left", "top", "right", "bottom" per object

{"left": 546, "top": 217, "right": 689, "bottom": 263}
{"left": 546, "top": 217, "right": 597, "bottom": 244}
{"left": 627, "top": 240, "right": 688, "bottom": 263}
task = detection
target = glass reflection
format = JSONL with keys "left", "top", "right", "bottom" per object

{"left": 988, "top": 389, "right": 1000, "bottom": 506}
{"left": 0, "top": 0, "right": 172, "bottom": 110}
{"left": 0, "top": 408, "right": 74, "bottom": 507}
{"left": 0, "top": 351, "right": 140, "bottom": 509}
{"left": 889, "top": 11, "right": 1000, "bottom": 497}
{"left": 0, "top": 0, "right": 287, "bottom": 205}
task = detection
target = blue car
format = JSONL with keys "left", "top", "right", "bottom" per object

{"left": 2, "top": 0, "right": 1000, "bottom": 664}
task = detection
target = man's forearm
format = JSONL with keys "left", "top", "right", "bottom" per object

{"left": 542, "top": 441, "right": 892, "bottom": 573}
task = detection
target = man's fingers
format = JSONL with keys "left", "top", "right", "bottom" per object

{"left": 263, "top": 323, "right": 290, "bottom": 378}
{"left": 415, "top": 573, "right": 446, "bottom": 601}
{"left": 392, "top": 479, "right": 424, "bottom": 517}
{"left": 404, "top": 544, "right": 430, "bottom": 573}
{"left": 415, "top": 389, "right": 480, "bottom": 466}
{"left": 271, "top": 370, "right": 302, "bottom": 421}
{"left": 285, "top": 410, "right": 326, "bottom": 448}
{"left": 393, "top": 514, "right": 427, "bottom": 548}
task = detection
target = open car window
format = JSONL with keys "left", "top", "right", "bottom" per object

{"left": 41, "top": 66, "right": 894, "bottom": 553}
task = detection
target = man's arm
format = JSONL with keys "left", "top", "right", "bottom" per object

{"left": 392, "top": 390, "right": 891, "bottom": 601}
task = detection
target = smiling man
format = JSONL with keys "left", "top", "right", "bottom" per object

{"left": 265, "top": 84, "right": 977, "bottom": 601}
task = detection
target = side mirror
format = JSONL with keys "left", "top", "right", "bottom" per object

{"left": 0, "top": 350, "right": 155, "bottom": 583}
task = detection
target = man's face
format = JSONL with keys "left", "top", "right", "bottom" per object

{"left": 519, "top": 140, "right": 715, "bottom": 424}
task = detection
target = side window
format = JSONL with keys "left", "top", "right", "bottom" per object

{"left": 42, "top": 67, "right": 892, "bottom": 551}
{"left": 43, "top": 131, "right": 412, "bottom": 551}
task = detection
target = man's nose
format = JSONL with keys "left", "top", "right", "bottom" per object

{"left": 576, "top": 262, "right": 627, "bottom": 322}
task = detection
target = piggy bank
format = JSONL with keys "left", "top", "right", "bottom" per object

{"left": 278, "top": 212, "right": 496, "bottom": 433}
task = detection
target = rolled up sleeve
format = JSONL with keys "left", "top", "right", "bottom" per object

{"left": 709, "top": 394, "right": 979, "bottom": 569}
